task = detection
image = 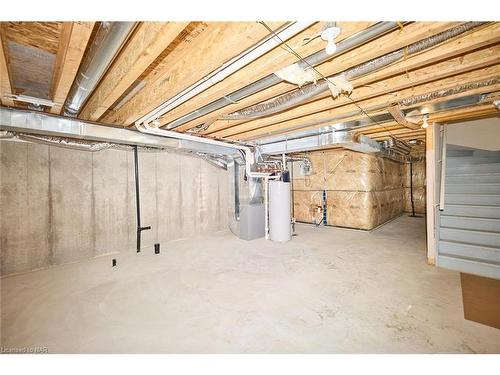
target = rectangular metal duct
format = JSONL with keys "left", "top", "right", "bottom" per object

{"left": 0, "top": 107, "right": 237, "bottom": 156}
{"left": 257, "top": 130, "right": 382, "bottom": 155}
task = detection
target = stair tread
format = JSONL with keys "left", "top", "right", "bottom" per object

{"left": 441, "top": 226, "right": 500, "bottom": 235}
{"left": 441, "top": 214, "right": 500, "bottom": 221}
{"left": 445, "top": 193, "right": 500, "bottom": 197}
{"left": 446, "top": 173, "right": 500, "bottom": 177}
{"left": 444, "top": 203, "right": 500, "bottom": 211}
{"left": 447, "top": 162, "right": 500, "bottom": 166}
{"left": 446, "top": 182, "right": 500, "bottom": 186}
{"left": 439, "top": 239, "right": 500, "bottom": 250}
{"left": 444, "top": 203, "right": 500, "bottom": 207}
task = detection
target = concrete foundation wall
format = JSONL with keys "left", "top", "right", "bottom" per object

{"left": 0, "top": 141, "right": 228, "bottom": 276}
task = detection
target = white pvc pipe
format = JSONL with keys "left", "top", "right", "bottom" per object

{"left": 439, "top": 126, "right": 447, "bottom": 211}
{"left": 264, "top": 176, "right": 269, "bottom": 239}
{"left": 136, "top": 21, "right": 315, "bottom": 126}
{"left": 263, "top": 174, "right": 281, "bottom": 240}
{"left": 136, "top": 122, "right": 271, "bottom": 178}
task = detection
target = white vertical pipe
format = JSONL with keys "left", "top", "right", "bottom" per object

{"left": 439, "top": 126, "right": 447, "bottom": 211}
{"left": 264, "top": 176, "right": 269, "bottom": 240}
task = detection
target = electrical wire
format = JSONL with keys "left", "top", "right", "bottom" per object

{"left": 258, "top": 21, "right": 411, "bottom": 147}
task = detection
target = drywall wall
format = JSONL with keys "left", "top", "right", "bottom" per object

{"left": 446, "top": 117, "right": 500, "bottom": 151}
{"left": 0, "top": 141, "right": 228, "bottom": 276}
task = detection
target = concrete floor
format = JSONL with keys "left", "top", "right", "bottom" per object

{"left": 1, "top": 215, "right": 499, "bottom": 353}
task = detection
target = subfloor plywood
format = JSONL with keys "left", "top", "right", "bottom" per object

{"left": 1, "top": 216, "right": 499, "bottom": 353}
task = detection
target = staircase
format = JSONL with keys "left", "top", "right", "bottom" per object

{"left": 438, "top": 145, "right": 500, "bottom": 279}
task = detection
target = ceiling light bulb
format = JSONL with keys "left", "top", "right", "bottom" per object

{"left": 325, "top": 40, "right": 337, "bottom": 55}
{"left": 421, "top": 115, "right": 429, "bottom": 129}
{"left": 321, "top": 24, "right": 341, "bottom": 56}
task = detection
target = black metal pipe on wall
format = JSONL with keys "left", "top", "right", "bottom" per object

{"left": 134, "top": 145, "right": 151, "bottom": 252}
{"left": 409, "top": 161, "right": 416, "bottom": 217}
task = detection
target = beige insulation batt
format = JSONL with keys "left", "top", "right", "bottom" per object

{"left": 403, "top": 154, "right": 426, "bottom": 214}
{"left": 292, "top": 149, "right": 411, "bottom": 230}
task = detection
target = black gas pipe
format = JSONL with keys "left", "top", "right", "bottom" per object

{"left": 134, "top": 145, "right": 151, "bottom": 252}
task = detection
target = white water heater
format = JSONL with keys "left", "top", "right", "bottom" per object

{"left": 269, "top": 180, "right": 292, "bottom": 242}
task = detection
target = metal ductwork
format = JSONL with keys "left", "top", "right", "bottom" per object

{"left": 257, "top": 129, "right": 382, "bottom": 155}
{"left": 0, "top": 106, "right": 240, "bottom": 156}
{"left": 164, "top": 22, "right": 400, "bottom": 129}
{"left": 137, "top": 21, "right": 315, "bottom": 127}
{"left": 224, "top": 22, "right": 488, "bottom": 121}
{"left": 246, "top": 82, "right": 499, "bottom": 141}
{"left": 0, "top": 130, "right": 15, "bottom": 138}
{"left": 16, "top": 133, "right": 115, "bottom": 151}
{"left": 63, "top": 22, "right": 136, "bottom": 117}
{"left": 254, "top": 89, "right": 498, "bottom": 157}
{"left": 380, "top": 137, "right": 411, "bottom": 155}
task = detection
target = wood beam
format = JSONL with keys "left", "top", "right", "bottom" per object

{"left": 347, "top": 104, "right": 497, "bottom": 140}
{"left": 50, "top": 21, "right": 94, "bottom": 114}
{"left": 210, "top": 24, "right": 500, "bottom": 134}
{"left": 101, "top": 22, "right": 285, "bottom": 126}
{"left": 206, "top": 24, "right": 500, "bottom": 137}
{"left": 79, "top": 22, "right": 188, "bottom": 122}
{"left": 227, "top": 63, "right": 500, "bottom": 140}
{"left": 157, "top": 22, "right": 375, "bottom": 126}
{"left": 425, "top": 120, "right": 438, "bottom": 265}
{"left": 173, "top": 22, "right": 461, "bottom": 133}
{"left": 346, "top": 103, "right": 496, "bottom": 144}
{"left": 0, "top": 23, "right": 14, "bottom": 106}
{"left": 50, "top": 22, "right": 73, "bottom": 100}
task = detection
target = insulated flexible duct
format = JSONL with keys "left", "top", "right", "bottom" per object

{"left": 223, "top": 22, "right": 487, "bottom": 121}
{"left": 398, "top": 77, "right": 500, "bottom": 107}
{"left": 63, "top": 22, "right": 136, "bottom": 117}
{"left": 17, "top": 133, "right": 116, "bottom": 151}
{"left": 164, "top": 22, "right": 400, "bottom": 129}
{"left": 8, "top": 133, "right": 234, "bottom": 169}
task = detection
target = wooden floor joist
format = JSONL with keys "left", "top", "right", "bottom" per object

{"left": 203, "top": 24, "right": 500, "bottom": 136}
{"left": 101, "top": 22, "right": 285, "bottom": 126}
{"left": 79, "top": 22, "right": 189, "bottom": 122}
{"left": 228, "top": 64, "right": 500, "bottom": 141}
{"left": 0, "top": 21, "right": 499, "bottom": 146}
{"left": 173, "top": 22, "right": 460, "bottom": 133}
{"left": 50, "top": 21, "right": 94, "bottom": 114}
{"left": 0, "top": 27, "right": 14, "bottom": 106}
{"left": 157, "top": 22, "right": 375, "bottom": 127}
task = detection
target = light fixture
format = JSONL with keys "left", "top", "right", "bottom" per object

{"left": 321, "top": 22, "right": 341, "bottom": 55}
{"left": 152, "top": 119, "right": 161, "bottom": 127}
{"left": 421, "top": 114, "right": 429, "bottom": 129}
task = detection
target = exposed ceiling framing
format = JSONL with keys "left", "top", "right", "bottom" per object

{"left": 0, "top": 21, "right": 499, "bottom": 151}
{"left": 50, "top": 22, "right": 95, "bottom": 114}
